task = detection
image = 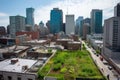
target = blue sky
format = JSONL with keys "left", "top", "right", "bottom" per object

{"left": 0, "top": 0, "right": 57, "bottom": 15}
{"left": 0, "top": 0, "right": 120, "bottom": 27}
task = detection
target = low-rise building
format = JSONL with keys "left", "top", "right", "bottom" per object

{"left": 68, "top": 41, "right": 81, "bottom": 50}
{"left": 56, "top": 39, "right": 72, "bottom": 49}
{"left": 16, "top": 31, "right": 40, "bottom": 40}
{"left": 27, "top": 46, "right": 51, "bottom": 59}
{"left": 0, "top": 58, "right": 39, "bottom": 80}
{"left": 16, "top": 34, "right": 31, "bottom": 45}
{"left": 86, "top": 34, "right": 103, "bottom": 51}
{"left": 23, "top": 40, "right": 50, "bottom": 46}
{"left": 0, "top": 38, "right": 15, "bottom": 47}
{"left": 0, "top": 45, "right": 29, "bottom": 60}
{"left": 56, "top": 38, "right": 81, "bottom": 50}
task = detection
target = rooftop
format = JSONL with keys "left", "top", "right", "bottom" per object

{"left": 0, "top": 45, "right": 29, "bottom": 53}
{"left": 68, "top": 41, "right": 81, "bottom": 44}
{"left": 26, "top": 40, "right": 47, "bottom": 43}
{"left": 0, "top": 58, "right": 37, "bottom": 73}
{"left": 57, "top": 38, "right": 72, "bottom": 41}
{"left": 94, "top": 40, "right": 103, "bottom": 44}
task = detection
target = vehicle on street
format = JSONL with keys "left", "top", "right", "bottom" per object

{"left": 103, "top": 60, "right": 108, "bottom": 65}
{"left": 100, "top": 56, "right": 103, "bottom": 61}
{"left": 108, "top": 65, "right": 112, "bottom": 70}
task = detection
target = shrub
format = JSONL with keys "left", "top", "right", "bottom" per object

{"left": 48, "top": 49, "right": 52, "bottom": 53}
{"left": 53, "top": 63, "right": 62, "bottom": 71}
{"left": 38, "top": 72, "right": 44, "bottom": 80}
{"left": 82, "top": 44, "right": 86, "bottom": 50}
{"left": 69, "top": 66, "right": 75, "bottom": 74}
{"left": 54, "top": 57, "right": 64, "bottom": 64}
{"left": 60, "top": 67, "right": 67, "bottom": 73}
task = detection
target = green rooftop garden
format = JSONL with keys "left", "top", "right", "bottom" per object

{"left": 38, "top": 49, "right": 105, "bottom": 80}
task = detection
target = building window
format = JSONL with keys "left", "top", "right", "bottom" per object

{"left": 28, "top": 78, "right": 33, "bottom": 80}
{"left": 0, "top": 75, "right": 4, "bottom": 80}
{"left": 8, "top": 76, "right": 12, "bottom": 80}
{"left": 18, "top": 77, "right": 21, "bottom": 80}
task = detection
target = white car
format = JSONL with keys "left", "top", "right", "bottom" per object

{"left": 108, "top": 65, "right": 112, "bottom": 70}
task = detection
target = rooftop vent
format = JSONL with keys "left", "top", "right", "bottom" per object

{"left": 11, "top": 58, "right": 19, "bottom": 64}
{"left": 22, "top": 65, "right": 28, "bottom": 71}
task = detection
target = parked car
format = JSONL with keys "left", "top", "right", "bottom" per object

{"left": 108, "top": 65, "right": 112, "bottom": 70}
{"left": 103, "top": 60, "right": 108, "bottom": 65}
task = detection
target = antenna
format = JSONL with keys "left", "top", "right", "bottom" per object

{"left": 67, "top": 6, "right": 68, "bottom": 14}
{"left": 66, "top": 0, "right": 69, "bottom": 14}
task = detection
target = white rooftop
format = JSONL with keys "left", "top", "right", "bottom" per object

{"left": 27, "top": 40, "right": 46, "bottom": 43}
{"left": 94, "top": 40, "right": 103, "bottom": 44}
{"left": 0, "top": 58, "right": 37, "bottom": 73}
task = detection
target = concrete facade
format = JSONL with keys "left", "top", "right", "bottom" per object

{"left": 65, "top": 15, "right": 75, "bottom": 34}
{"left": 103, "top": 17, "right": 120, "bottom": 74}
{"left": 9, "top": 15, "right": 25, "bottom": 38}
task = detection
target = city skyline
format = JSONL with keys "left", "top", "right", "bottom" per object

{"left": 0, "top": 0, "right": 120, "bottom": 27}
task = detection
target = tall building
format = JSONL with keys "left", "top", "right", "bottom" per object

{"left": 83, "top": 18, "right": 91, "bottom": 24}
{"left": 91, "top": 9, "right": 102, "bottom": 34}
{"left": 103, "top": 17, "right": 120, "bottom": 58}
{"left": 65, "top": 15, "right": 75, "bottom": 34}
{"left": 26, "top": 7, "right": 35, "bottom": 29}
{"left": 83, "top": 18, "right": 91, "bottom": 34}
{"left": 9, "top": 15, "right": 25, "bottom": 38}
{"left": 7, "top": 25, "right": 10, "bottom": 34}
{"left": 39, "top": 21, "right": 46, "bottom": 37}
{"left": 50, "top": 8, "right": 63, "bottom": 34}
{"left": 39, "top": 21, "right": 44, "bottom": 28}
{"left": 82, "top": 23, "right": 90, "bottom": 40}
{"left": 46, "top": 20, "right": 50, "bottom": 33}
{"left": 62, "top": 23, "right": 66, "bottom": 33}
{"left": 103, "top": 17, "right": 120, "bottom": 73}
{"left": 114, "top": 3, "right": 120, "bottom": 17}
{"left": 0, "top": 26, "right": 6, "bottom": 36}
{"left": 75, "top": 16, "right": 83, "bottom": 36}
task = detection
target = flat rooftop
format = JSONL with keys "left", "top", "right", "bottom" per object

{"left": 0, "top": 45, "right": 29, "bottom": 53}
{"left": 0, "top": 58, "right": 37, "bottom": 73}
{"left": 26, "top": 40, "right": 47, "bottom": 43}
{"left": 94, "top": 40, "right": 103, "bottom": 44}
{"left": 57, "top": 39, "right": 72, "bottom": 41}
{"left": 68, "top": 41, "right": 81, "bottom": 44}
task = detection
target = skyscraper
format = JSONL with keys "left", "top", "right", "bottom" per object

{"left": 9, "top": 15, "right": 25, "bottom": 38}
{"left": 114, "top": 3, "right": 120, "bottom": 17}
{"left": 102, "top": 3, "right": 120, "bottom": 74}
{"left": 91, "top": 9, "right": 102, "bottom": 34}
{"left": 50, "top": 8, "right": 63, "bottom": 34}
{"left": 83, "top": 18, "right": 91, "bottom": 34}
{"left": 75, "top": 16, "right": 83, "bottom": 36}
{"left": 103, "top": 17, "right": 120, "bottom": 58}
{"left": 65, "top": 15, "right": 75, "bottom": 34}
{"left": 26, "top": 7, "right": 35, "bottom": 29}
{"left": 82, "top": 23, "right": 90, "bottom": 40}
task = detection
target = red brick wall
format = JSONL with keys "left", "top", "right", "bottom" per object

{"left": 16, "top": 31, "right": 40, "bottom": 40}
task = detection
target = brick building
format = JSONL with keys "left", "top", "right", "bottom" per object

{"left": 16, "top": 31, "right": 40, "bottom": 40}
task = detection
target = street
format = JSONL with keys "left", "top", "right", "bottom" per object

{"left": 82, "top": 41, "right": 119, "bottom": 80}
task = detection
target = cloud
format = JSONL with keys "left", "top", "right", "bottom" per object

{"left": 34, "top": 0, "right": 120, "bottom": 25}
{"left": 0, "top": 12, "right": 9, "bottom": 27}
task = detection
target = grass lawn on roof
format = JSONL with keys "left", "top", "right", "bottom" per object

{"left": 38, "top": 50, "right": 105, "bottom": 80}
